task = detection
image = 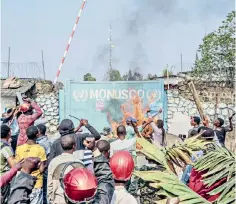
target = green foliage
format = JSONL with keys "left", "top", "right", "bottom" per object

{"left": 83, "top": 73, "right": 96, "bottom": 81}
{"left": 134, "top": 171, "right": 210, "bottom": 204}
{"left": 122, "top": 69, "right": 143, "bottom": 81}
{"left": 147, "top": 73, "right": 158, "bottom": 80}
{"left": 194, "top": 11, "right": 235, "bottom": 87}
{"left": 107, "top": 69, "right": 123, "bottom": 81}
{"left": 136, "top": 134, "right": 235, "bottom": 203}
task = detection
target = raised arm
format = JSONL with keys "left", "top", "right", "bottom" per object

{"left": 23, "top": 99, "right": 43, "bottom": 124}
{"left": 227, "top": 113, "right": 235, "bottom": 132}
{"left": 150, "top": 121, "right": 159, "bottom": 134}
{"left": 81, "top": 119, "right": 101, "bottom": 140}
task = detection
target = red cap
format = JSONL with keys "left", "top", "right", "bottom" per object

{"left": 110, "top": 151, "right": 134, "bottom": 181}
{"left": 63, "top": 168, "right": 97, "bottom": 202}
{"left": 19, "top": 103, "right": 30, "bottom": 113}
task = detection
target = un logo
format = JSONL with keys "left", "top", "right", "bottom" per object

{"left": 73, "top": 90, "right": 88, "bottom": 102}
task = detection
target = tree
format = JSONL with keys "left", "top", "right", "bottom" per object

{"left": 147, "top": 73, "right": 158, "bottom": 80}
{"left": 104, "top": 69, "right": 123, "bottom": 81}
{"left": 194, "top": 11, "right": 235, "bottom": 87}
{"left": 83, "top": 73, "right": 96, "bottom": 81}
{"left": 122, "top": 69, "right": 143, "bottom": 81}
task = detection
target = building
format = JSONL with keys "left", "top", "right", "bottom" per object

{"left": 1, "top": 78, "right": 35, "bottom": 115}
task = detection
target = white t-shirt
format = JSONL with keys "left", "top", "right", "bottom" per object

{"left": 111, "top": 186, "right": 138, "bottom": 204}
{"left": 110, "top": 138, "right": 136, "bottom": 157}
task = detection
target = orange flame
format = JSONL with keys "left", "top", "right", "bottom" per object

{"left": 107, "top": 91, "right": 155, "bottom": 137}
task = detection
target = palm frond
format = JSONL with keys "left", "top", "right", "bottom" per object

{"left": 134, "top": 171, "right": 211, "bottom": 204}
{"left": 136, "top": 137, "right": 172, "bottom": 172}
{"left": 137, "top": 134, "right": 213, "bottom": 173}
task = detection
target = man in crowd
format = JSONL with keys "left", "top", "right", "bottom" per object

{"left": 63, "top": 137, "right": 114, "bottom": 204}
{"left": 96, "top": 140, "right": 110, "bottom": 159}
{"left": 213, "top": 115, "right": 234, "bottom": 146}
{"left": 1, "top": 107, "right": 19, "bottom": 153}
{"left": 126, "top": 117, "right": 138, "bottom": 139}
{"left": 110, "top": 151, "right": 138, "bottom": 204}
{"left": 47, "top": 134, "right": 84, "bottom": 204}
{"left": 17, "top": 98, "right": 43, "bottom": 146}
{"left": 48, "top": 118, "right": 100, "bottom": 168}
{"left": 110, "top": 125, "right": 136, "bottom": 158}
{"left": 188, "top": 116, "right": 201, "bottom": 138}
{"left": 0, "top": 124, "right": 15, "bottom": 203}
{"left": 36, "top": 124, "right": 51, "bottom": 204}
{"left": 36, "top": 124, "right": 51, "bottom": 157}
{"left": 7, "top": 157, "right": 41, "bottom": 204}
{"left": 15, "top": 126, "right": 47, "bottom": 204}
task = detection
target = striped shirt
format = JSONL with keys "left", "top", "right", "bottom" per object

{"left": 83, "top": 149, "right": 93, "bottom": 166}
{"left": 73, "top": 149, "right": 93, "bottom": 166}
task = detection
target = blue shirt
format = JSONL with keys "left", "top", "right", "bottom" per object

{"left": 36, "top": 136, "right": 52, "bottom": 156}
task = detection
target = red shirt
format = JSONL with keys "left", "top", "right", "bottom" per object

{"left": 189, "top": 168, "right": 226, "bottom": 202}
{"left": 0, "top": 167, "right": 18, "bottom": 188}
{"left": 17, "top": 102, "right": 43, "bottom": 146}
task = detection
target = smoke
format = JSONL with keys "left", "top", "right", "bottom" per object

{"left": 102, "top": 98, "right": 123, "bottom": 122}
{"left": 125, "top": 0, "right": 177, "bottom": 36}
{"left": 93, "top": 0, "right": 234, "bottom": 79}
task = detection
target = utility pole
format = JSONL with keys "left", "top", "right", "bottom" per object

{"left": 166, "top": 64, "right": 169, "bottom": 90}
{"left": 180, "top": 53, "right": 183, "bottom": 72}
{"left": 108, "top": 24, "right": 113, "bottom": 80}
{"left": 7, "top": 47, "right": 11, "bottom": 77}
{"left": 41, "top": 50, "right": 46, "bottom": 79}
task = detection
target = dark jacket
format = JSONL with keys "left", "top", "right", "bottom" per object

{"left": 93, "top": 154, "right": 115, "bottom": 204}
{"left": 7, "top": 172, "right": 36, "bottom": 204}
{"left": 5, "top": 154, "right": 114, "bottom": 204}
{"left": 48, "top": 124, "right": 101, "bottom": 164}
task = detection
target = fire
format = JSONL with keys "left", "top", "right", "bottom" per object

{"left": 107, "top": 91, "right": 156, "bottom": 137}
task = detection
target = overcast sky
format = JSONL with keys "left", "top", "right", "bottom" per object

{"left": 1, "top": 0, "right": 234, "bottom": 83}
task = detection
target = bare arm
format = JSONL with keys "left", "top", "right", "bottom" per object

{"left": 74, "top": 124, "right": 83, "bottom": 133}
{"left": 39, "top": 161, "right": 47, "bottom": 173}
{"left": 28, "top": 101, "right": 43, "bottom": 122}
{"left": 150, "top": 121, "right": 159, "bottom": 134}
{"left": 227, "top": 113, "right": 235, "bottom": 132}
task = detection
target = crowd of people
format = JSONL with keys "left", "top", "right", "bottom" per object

{"left": 0, "top": 97, "right": 234, "bottom": 204}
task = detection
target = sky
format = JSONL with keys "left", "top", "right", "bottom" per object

{"left": 1, "top": 0, "right": 235, "bottom": 83}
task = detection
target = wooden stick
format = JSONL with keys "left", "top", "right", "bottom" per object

{"left": 188, "top": 81, "right": 204, "bottom": 120}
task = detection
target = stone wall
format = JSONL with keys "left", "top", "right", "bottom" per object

{"left": 35, "top": 93, "right": 59, "bottom": 134}
{"left": 32, "top": 80, "right": 62, "bottom": 135}
{"left": 167, "top": 88, "right": 235, "bottom": 132}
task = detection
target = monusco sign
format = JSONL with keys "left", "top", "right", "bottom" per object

{"left": 73, "top": 89, "right": 162, "bottom": 101}
{"left": 59, "top": 80, "right": 166, "bottom": 132}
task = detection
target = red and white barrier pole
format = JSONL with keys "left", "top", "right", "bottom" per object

{"left": 54, "top": 0, "right": 87, "bottom": 84}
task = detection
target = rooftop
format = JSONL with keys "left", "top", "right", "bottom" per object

{"left": 1, "top": 78, "right": 35, "bottom": 97}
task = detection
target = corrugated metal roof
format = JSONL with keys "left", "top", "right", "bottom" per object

{"left": 1, "top": 79, "right": 35, "bottom": 97}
